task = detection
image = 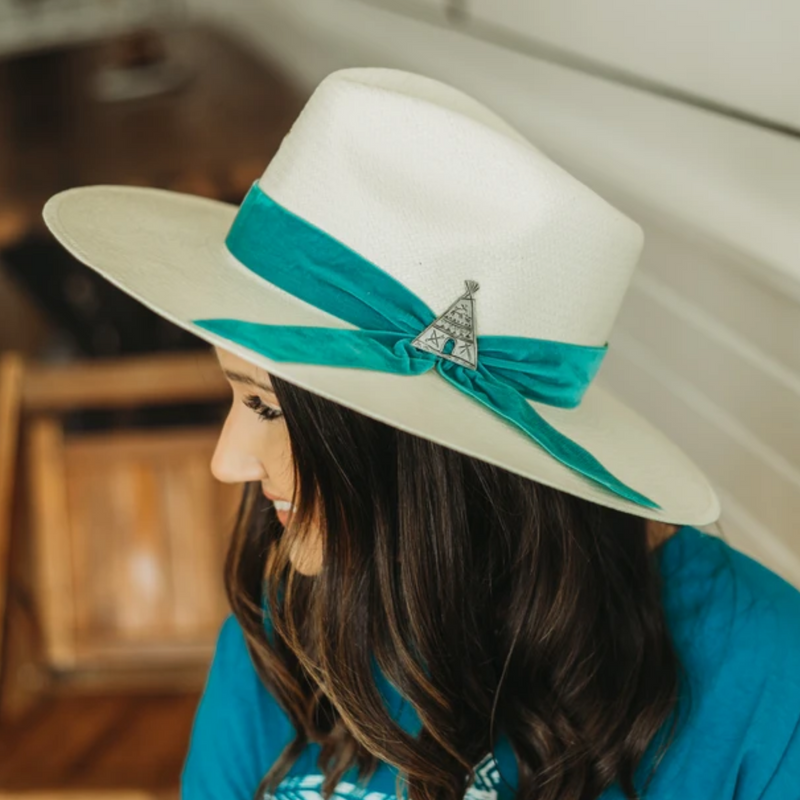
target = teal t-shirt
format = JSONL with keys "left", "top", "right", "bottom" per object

{"left": 181, "top": 526, "right": 800, "bottom": 799}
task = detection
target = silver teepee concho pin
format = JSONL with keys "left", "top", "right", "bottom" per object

{"left": 411, "top": 280, "right": 479, "bottom": 369}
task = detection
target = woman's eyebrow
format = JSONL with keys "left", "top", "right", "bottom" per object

{"left": 222, "top": 369, "right": 276, "bottom": 395}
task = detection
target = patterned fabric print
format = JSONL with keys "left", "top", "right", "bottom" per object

{"left": 264, "top": 751, "right": 505, "bottom": 800}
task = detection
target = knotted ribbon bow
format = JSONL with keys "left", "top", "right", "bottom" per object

{"left": 194, "top": 182, "right": 658, "bottom": 510}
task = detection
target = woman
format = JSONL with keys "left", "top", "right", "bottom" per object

{"left": 42, "top": 68, "right": 800, "bottom": 800}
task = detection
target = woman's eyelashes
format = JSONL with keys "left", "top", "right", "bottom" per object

{"left": 242, "top": 393, "right": 284, "bottom": 421}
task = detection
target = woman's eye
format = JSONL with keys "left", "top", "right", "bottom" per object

{"left": 242, "top": 393, "right": 283, "bottom": 422}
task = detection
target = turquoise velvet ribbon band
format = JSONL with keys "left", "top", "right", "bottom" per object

{"left": 194, "top": 182, "right": 659, "bottom": 510}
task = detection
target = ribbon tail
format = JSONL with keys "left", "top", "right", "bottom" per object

{"left": 437, "top": 361, "right": 661, "bottom": 510}
{"left": 193, "top": 318, "right": 437, "bottom": 375}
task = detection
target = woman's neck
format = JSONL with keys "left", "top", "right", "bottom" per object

{"left": 647, "top": 520, "right": 681, "bottom": 551}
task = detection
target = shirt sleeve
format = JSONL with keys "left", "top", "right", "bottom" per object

{"left": 735, "top": 568, "right": 800, "bottom": 800}
{"left": 757, "top": 713, "right": 800, "bottom": 800}
{"left": 181, "top": 614, "right": 295, "bottom": 800}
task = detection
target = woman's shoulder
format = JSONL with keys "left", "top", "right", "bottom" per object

{"left": 205, "top": 613, "right": 268, "bottom": 690}
{"left": 214, "top": 612, "right": 249, "bottom": 659}
{"left": 661, "top": 524, "right": 800, "bottom": 698}
{"left": 182, "top": 614, "right": 296, "bottom": 797}
{"left": 661, "top": 526, "right": 800, "bottom": 616}
{"left": 201, "top": 614, "right": 288, "bottom": 713}
{"left": 718, "top": 530, "right": 800, "bottom": 671}
{"left": 644, "top": 527, "right": 800, "bottom": 798}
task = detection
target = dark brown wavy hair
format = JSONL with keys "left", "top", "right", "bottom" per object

{"left": 224, "top": 374, "right": 693, "bottom": 800}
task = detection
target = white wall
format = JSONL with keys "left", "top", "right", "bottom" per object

{"left": 469, "top": 0, "right": 800, "bottom": 131}
{"left": 188, "top": 0, "right": 800, "bottom": 587}
{"left": 0, "top": 0, "right": 171, "bottom": 56}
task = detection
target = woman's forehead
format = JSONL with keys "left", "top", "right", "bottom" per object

{"left": 214, "top": 346, "right": 272, "bottom": 385}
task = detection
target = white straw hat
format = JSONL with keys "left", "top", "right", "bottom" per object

{"left": 42, "top": 66, "right": 720, "bottom": 525}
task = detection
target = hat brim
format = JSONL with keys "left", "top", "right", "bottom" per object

{"left": 43, "top": 185, "right": 720, "bottom": 525}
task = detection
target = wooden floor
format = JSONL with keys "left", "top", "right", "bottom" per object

{"left": 0, "top": 485, "right": 202, "bottom": 795}
{"left": 0, "top": 692, "right": 199, "bottom": 796}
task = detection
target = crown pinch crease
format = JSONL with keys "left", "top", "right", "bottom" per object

{"left": 193, "top": 182, "right": 660, "bottom": 511}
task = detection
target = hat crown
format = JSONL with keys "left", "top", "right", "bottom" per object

{"left": 257, "top": 67, "right": 643, "bottom": 347}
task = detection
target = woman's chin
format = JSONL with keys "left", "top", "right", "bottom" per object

{"left": 288, "top": 545, "right": 323, "bottom": 577}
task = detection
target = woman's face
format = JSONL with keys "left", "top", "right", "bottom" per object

{"left": 211, "top": 346, "right": 323, "bottom": 576}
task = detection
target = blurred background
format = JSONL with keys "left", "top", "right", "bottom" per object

{"left": 0, "top": 0, "right": 798, "bottom": 797}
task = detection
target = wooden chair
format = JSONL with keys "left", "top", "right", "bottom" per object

{"left": 0, "top": 349, "right": 241, "bottom": 702}
{"left": 0, "top": 351, "right": 23, "bottom": 673}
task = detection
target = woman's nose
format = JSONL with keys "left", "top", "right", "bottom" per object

{"left": 210, "top": 408, "right": 266, "bottom": 484}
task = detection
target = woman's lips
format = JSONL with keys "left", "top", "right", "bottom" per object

{"left": 262, "top": 487, "right": 296, "bottom": 524}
